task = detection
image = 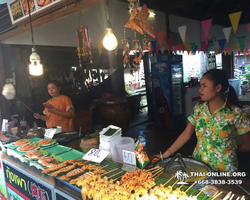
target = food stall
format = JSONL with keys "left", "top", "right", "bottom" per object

{"left": 0, "top": 127, "right": 250, "bottom": 200}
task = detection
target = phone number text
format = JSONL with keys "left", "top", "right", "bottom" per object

{"left": 194, "top": 179, "right": 242, "bottom": 185}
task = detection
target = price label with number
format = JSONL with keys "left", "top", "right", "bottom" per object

{"left": 82, "top": 148, "right": 109, "bottom": 163}
{"left": 44, "top": 129, "right": 56, "bottom": 139}
{"left": 123, "top": 150, "right": 136, "bottom": 166}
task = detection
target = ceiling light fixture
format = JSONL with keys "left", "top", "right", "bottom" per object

{"left": 27, "top": 0, "right": 43, "bottom": 76}
{"left": 103, "top": 0, "right": 118, "bottom": 51}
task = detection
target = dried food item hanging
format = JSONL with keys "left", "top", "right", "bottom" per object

{"left": 132, "top": 32, "right": 143, "bottom": 70}
{"left": 76, "top": 25, "right": 93, "bottom": 67}
{"left": 121, "top": 28, "right": 131, "bottom": 68}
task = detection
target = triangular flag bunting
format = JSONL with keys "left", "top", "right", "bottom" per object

{"left": 215, "top": 47, "right": 220, "bottom": 55}
{"left": 172, "top": 45, "right": 178, "bottom": 53}
{"left": 229, "top": 11, "right": 242, "bottom": 33}
{"left": 218, "top": 39, "right": 226, "bottom": 52}
{"left": 248, "top": 41, "right": 250, "bottom": 47}
{"left": 193, "top": 45, "right": 198, "bottom": 54}
{"left": 224, "top": 51, "right": 227, "bottom": 56}
{"left": 151, "top": 41, "right": 157, "bottom": 53}
{"left": 201, "top": 19, "right": 213, "bottom": 45}
{"left": 226, "top": 46, "right": 233, "bottom": 54}
{"left": 160, "top": 47, "right": 165, "bottom": 54}
{"left": 206, "top": 45, "right": 211, "bottom": 55}
{"left": 97, "top": 41, "right": 103, "bottom": 55}
{"left": 198, "top": 49, "right": 201, "bottom": 53}
{"left": 222, "top": 27, "right": 232, "bottom": 43}
{"left": 191, "top": 43, "right": 196, "bottom": 52}
{"left": 186, "top": 44, "right": 192, "bottom": 53}
{"left": 184, "top": 36, "right": 189, "bottom": 46}
{"left": 156, "top": 46, "right": 160, "bottom": 55}
{"left": 157, "top": 31, "right": 165, "bottom": 47}
{"left": 165, "top": 38, "right": 172, "bottom": 53}
{"left": 178, "top": 26, "right": 187, "bottom": 44}
{"left": 237, "top": 36, "right": 246, "bottom": 52}
{"left": 202, "top": 42, "right": 207, "bottom": 53}
{"left": 247, "top": 24, "right": 250, "bottom": 34}
{"left": 233, "top": 42, "right": 239, "bottom": 52}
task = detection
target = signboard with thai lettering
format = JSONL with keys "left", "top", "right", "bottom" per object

{"left": 7, "top": 0, "right": 62, "bottom": 24}
{"left": 2, "top": 160, "right": 55, "bottom": 200}
{"left": 0, "top": 160, "right": 7, "bottom": 200}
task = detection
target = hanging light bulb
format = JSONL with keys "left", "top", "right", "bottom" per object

{"left": 103, "top": 0, "right": 118, "bottom": 51}
{"left": 29, "top": 48, "right": 43, "bottom": 76}
{"left": 103, "top": 28, "right": 118, "bottom": 51}
{"left": 27, "top": 0, "right": 43, "bottom": 76}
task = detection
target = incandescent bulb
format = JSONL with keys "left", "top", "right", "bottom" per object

{"left": 29, "top": 60, "right": 43, "bottom": 76}
{"left": 29, "top": 48, "right": 43, "bottom": 76}
{"left": 103, "top": 28, "right": 118, "bottom": 51}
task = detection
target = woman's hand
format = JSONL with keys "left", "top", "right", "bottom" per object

{"left": 154, "top": 150, "right": 171, "bottom": 160}
{"left": 47, "top": 108, "right": 58, "bottom": 114}
{"left": 33, "top": 113, "right": 41, "bottom": 119}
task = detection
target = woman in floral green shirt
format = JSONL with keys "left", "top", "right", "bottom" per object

{"left": 156, "top": 69, "right": 250, "bottom": 172}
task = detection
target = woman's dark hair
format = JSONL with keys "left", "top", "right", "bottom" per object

{"left": 47, "top": 80, "right": 61, "bottom": 88}
{"left": 202, "top": 69, "right": 241, "bottom": 108}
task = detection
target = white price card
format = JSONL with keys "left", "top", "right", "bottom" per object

{"left": 44, "top": 129, "right": 56, "bottom": 139}
{"left": 123, "top": 150, "right": 136, "bottom": 166}
{"left": 82, "top": 148, "right": 109, "bottom": 163}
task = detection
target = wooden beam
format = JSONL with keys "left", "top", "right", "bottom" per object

{"left": 165, "top": 0, "right": 202, "bottom": 10}
{"left": 0, "top": 0, "right": 104, "bottom": 41}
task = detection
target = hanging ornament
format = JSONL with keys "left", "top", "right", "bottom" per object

{"left": 142, "top": 34, "right": 152, "bottom": 56}
{"left": 128, "top": 0, "right": 140, "bottom": 10}
{"left": 76, "top": 30, "right": 82, "bottom": 67}
{"left": 76, "top": 25, "right": 93, "bottom": 66}
{"left": 132, "top": 31, "right": 142, "bottom": 70}
{"left": 121, "top": 28, "right": 131, "bottom": 68}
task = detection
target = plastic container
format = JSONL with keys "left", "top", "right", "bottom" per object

{"left": 99, "top": 134, "right": 121, "bottom": 151}
{"left": 110, "top": 137, "right": 134, "bottom": 163}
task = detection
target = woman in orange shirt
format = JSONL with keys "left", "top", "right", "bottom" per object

{"left": 34, "top": 81, "right": 75, "bottom": 132}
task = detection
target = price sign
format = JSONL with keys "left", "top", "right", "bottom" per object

{"left": 44, "top": 129, "right": 56, "bottom": 139}
{"left": 123, "top": 150, "right": 136, "bottom": 166}
{"left": 82, "top": 148, "right": 109, "bottom": 163}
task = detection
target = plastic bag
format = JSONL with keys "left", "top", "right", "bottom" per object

{"left": 134, "top": 140, "right": 150, "bottom": 169}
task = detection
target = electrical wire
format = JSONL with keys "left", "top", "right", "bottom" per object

{"left": 27, "top": 0, "right": 35, "bottom": 49}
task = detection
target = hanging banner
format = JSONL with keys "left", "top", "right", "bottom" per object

{"left": 165, "top": 38, "right": 172, "bottom": 53}
{"left": 218, "top": 39, "right": 226, "bottom": 52}
{"left": 97, "top": 41, "right": 103, "bottom": 55}
{"left": 222, "top": 27, "right": 232, "bottom": 43}
{"left": 228, "top": 11, "right": 242, "bottom": 33}
{"left": 151, "top": 41, "right": 157, "bottom": 53}
{"left": 157, "top": 31, "right": 165, "bottom": 47}
{"left": 178, "top": 26, "right": 187, "bottom": 44}
{"left": 233, "top": 42, "right": 239, "bottom": 52}
{"left": 7, "top": 0, "right": 62, "bottom": 24}
{"left": 201, "top": 19, "right": 213, "bottom": 44}
{"left": 215, "top": 47, "right": 220, "bottom": 55}
{"left": 237, "top": 36, "right": 246, "bottom": 52}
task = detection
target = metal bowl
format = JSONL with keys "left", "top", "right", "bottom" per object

{"left": 155, "top": 155, "right": 214, "bottom": 189}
